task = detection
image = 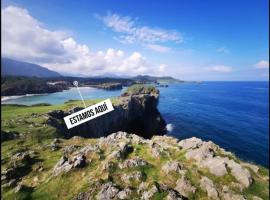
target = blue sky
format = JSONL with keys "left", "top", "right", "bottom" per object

{"left": 2, "top": 0, "right": 269, "bottom": 80}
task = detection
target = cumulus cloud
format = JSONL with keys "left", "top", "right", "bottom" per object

{"left": 100, "top": 13, "right": 182, "bottom": 51}
{"left": 216, "top": 46, "right": 230, "bottom": 54}
{"left": 254, "top": 60, "right": 269, "bottom": 69}
{"left": 208, "top": 65, "right": 233, "bottom": 73}
{"left": 1, "top": 6, "right": 163, "bottom": 76}
{"left": 2, "top": 6, "right": 69, "bottom": 63}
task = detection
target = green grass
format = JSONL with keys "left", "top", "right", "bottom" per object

{"left": 243, "top": 181, "right": 269, "bottom": 200}
{"left": 1, "top": 99, "right": 269, "bottom": 200}
{"left": 124, "top": 84, "right": 158, "bottom": 95}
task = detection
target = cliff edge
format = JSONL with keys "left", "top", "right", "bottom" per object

{"left": 47, "top": 84, "right": 167, "bottom": 138}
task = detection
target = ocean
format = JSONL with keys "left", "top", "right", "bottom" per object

{"left": 2, "top": 82, "right": 269, "bottom": 167}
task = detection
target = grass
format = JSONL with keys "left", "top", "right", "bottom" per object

{"left": 1, "top": 99, "right": 269, "bottom": 200}
{"left": 124, "top": 84, "right": 158, "bottom": 95}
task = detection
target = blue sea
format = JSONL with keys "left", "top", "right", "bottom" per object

{"left": 2, "top": 82, "right": 269, "bottom": 167}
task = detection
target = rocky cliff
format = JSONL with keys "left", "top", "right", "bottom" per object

{"left": 47, "top": 85, "right": 167, "bottom": 138}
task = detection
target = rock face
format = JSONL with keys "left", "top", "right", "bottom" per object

{"left": 200, "top": 176, "right": 219, "bottom": 199}
{"left": 52, "top": 154, "right": 86, "bottom": 176}
{"left": 47, "top": 85, "right": 166, "bottom": 139}
{"left": 174, "top": 176, "right": 196, "bottom": 198}
{"left": 179, "top": 137, "right": 253, "bottom": 188}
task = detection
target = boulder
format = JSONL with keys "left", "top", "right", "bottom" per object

{"left": 162, "top": 161, "right": 184, "bottom": 174}
{"left": 119, "top": 157, "right": 148, "bottom": 169}
{"left": 117, "top": 188, "right": 132, "bottom": 199}
{"left": 52, "top": 154, "right": 87, "bottom": 176}
{"left": 96, "top": 182, "right": 120, "bottom": 200}
{"left": 121, "top": 171, "right": 144, "bottom": 184}
{"left": 141, "top": 185, "right": 158, "bottom": 200}
{"left": 178, "top": 137, "right": 203, "bottom": 150}
{"left": 175, "top": 176, "right": 196, "bottom": 198}
{"left": 225, "top": 158, "right": 252, "bottom": 188}
{"left": 73, "top": 154, "right": 86, "bottom": 168}
{"left": 200, "top": 156, "right": 228, "bottom": 176}
{"left": 200, "top": 176, "right": 219, "bottom": 199}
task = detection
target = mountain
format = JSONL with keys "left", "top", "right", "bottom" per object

{"left": 132, "top": 75, "right": 184, "bottom": 84}
{"left": 1, "top": 58, "right": 61, "bottom": 77}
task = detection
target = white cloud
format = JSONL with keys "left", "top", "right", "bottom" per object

{"left": 208, "top": 65, "right": 233, "bottom": 73}
{"left": 2, "top": 6, "right": 164, "bottom": 76}
{"left": 217, "top": 46, "right": 230, "bottom": 54}
{"left": 158, "top": 64, "right": 167, "bottom": 72}
{"left": 2, "top": 6, "right": 69, "bottom": 63}
{"left": 254, "top": 60, "right": 269, "bottom": 69}
{"left": 146, "top": 44, "right": 171, "bottom": 53}
{"left": 100, "top": 13, "right": 183, "bottom": 50}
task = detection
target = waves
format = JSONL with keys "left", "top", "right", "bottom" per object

{"left": 1, "top": 93, "right": 45, "bottom": 102}
{"left": 166, "top": 123, "right": 174, "bottom": 132}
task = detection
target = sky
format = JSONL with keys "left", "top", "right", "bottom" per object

{"left": 1, "top": 0, "right": 269, "bottom": 80}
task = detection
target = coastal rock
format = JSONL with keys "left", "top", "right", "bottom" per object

{"left": 46, "top": 85, "right": 167, "bottom": 139}
{"left": 150, "top": 142, "right": 169, "bottom": 157}
{"left": 225, "top": 158, "right": 252, "bottom": 188}
{"left": 96, "top": 182, "right": 120, "bottom": 200}
{"left": 180, "top": 137, "right": 252, "bottom": 187}
{"left": 117, "top": 188, "right": 132, "bottom": 199}
{"left": 200, "top": 176, "right": 219, "bottom": 199}
{"left": 121, "top": 171, "right": 144, "bottom": 184}
{"left": 175, "top": 176, "right": 196, "bottom": 198}
{"left": 200, "top": 156, "right": 228, "bottom": 176}
{"left": 141, "top": 185, "right": 158, "bottom": 200}
{"left": 162, "top": 161, "right": 184, "bottom": 174}
{"left": 48, "top": 110, "right": 66, "bottom": 119}
{"left": 119, "top": 157, "right": 148, "bottom": 169}
{"left": 178, "top": 137, "right": 203, "bottom": 150}
{"left": 52, "top": 154, "right": 87, "bottom": 176}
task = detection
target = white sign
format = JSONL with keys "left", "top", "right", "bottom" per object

{"left": 64, "top": 99, "right": 114, "bottom": 129}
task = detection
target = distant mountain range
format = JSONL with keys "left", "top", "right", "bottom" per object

{"left": 1, "top": 58, "right": 184, "bottom": 84}
{"left": 1, "top": 58, "right": 61, "bottom": 77}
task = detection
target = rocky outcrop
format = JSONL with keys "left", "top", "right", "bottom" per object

{"left": 200, "top": 176, "right": 219, "bottom": 199}
{"left": 6, "top": 132, "right": 266, "bottom": 199}
{"left": 174, "top": 176, "right": 196, "bottom": 198}
{"left": 47, "top": 85, "right": 167, "bottom": 138}
{"left": 52, "top": 154, "right": 86, "bottom": 176}
{"left": 179, "top": 137, "right": 253, "bottom": 188}
{"left": 1, "top": 130, "right": 20, "bottom": 142}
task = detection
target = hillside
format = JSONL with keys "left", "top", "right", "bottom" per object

{"left": 1, "top": 85, "right": 269, "bottom": 200}
{"left": 1, "top": 76, "right": 69, "bottom": 96}
{"left": 1, "top": 58, "right": 61, "bottom": 77}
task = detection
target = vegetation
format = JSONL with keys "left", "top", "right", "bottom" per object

{"left": 1, "top": 85, "right": 268, "bottom": 199}
{"left": 1, "top": 76, "right": 68, "bottom": 96}
{"left": 123, "top": 84, "right": 159, "bottom": 95}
